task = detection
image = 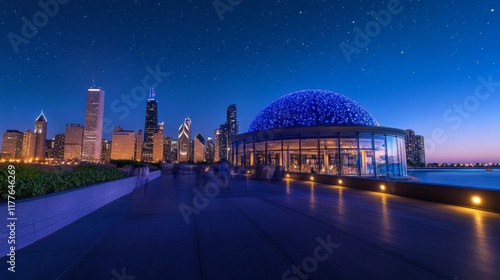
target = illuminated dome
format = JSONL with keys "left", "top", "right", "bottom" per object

{"left": 248, "top": 89, "right": 380, "bottom": 132}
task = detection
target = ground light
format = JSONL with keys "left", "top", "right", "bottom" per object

{"left": 310, "top": 176, "right": 314, "bottom": 180}
{"left": 286, "top": 174, "right": 290, "bottom": 178}
{"left": 338, "top": 179, "right": 343, "bottom": 184}
{"left": 472, "top": 196, "right": 482, "bottom": 205}
{"left": 380, "top": 185, "right": 386, "bottom": 191}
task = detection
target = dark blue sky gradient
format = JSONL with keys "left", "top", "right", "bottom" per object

{"left": 1, "top": 0, "right": 499, "bottom": 163}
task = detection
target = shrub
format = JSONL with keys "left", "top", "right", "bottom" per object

{"left": 0, "top": 163, "right": 127, "bottom": 200}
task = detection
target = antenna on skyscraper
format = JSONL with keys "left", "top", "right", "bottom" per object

{"left": 92, "top": 71, "right": 96, "bottom": 87}
{"left": 149, "top": 87, "right": 155, "bottom": 99}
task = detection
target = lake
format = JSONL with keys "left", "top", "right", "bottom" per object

{"left": 407, "top": 168, "right": 500, "bottom": 190}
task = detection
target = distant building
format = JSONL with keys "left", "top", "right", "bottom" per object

{"left": 22, "top": 129, "right": 36, "bottom": 159}
{"left": 111, "top": 127, "right": 135, "bottom": 160}
{"left": 164, "top": 136, "right": 173, "bottom": 163}
{"left": 82, "top": 87, "right": 105, "bottom": 162}
{"left": 218, "top": 123, "right": 228, "bottom": 160}
{"left": 214, "top": 128, "right": 222, "bottom": 163}
{"left": 143, "top": 89, "right": 158, "bottom": 162}
{"left": 135, "top": 130, "right": 143, "bottom": 161}
{"left": 34, "top": 111, "right": 48, "bottom": 159}
{"left": 215, "top": 104, "right": 239, "bottom": 162}
{"left": 53, "top": 134, "right": 65, "bottom": 160}
{"left": 45, "top": 138, "right": 55, "bottom": 159}
{"left": 152, "top": 122, "right": 165, "bottom": 162}
{"left": 189, "top": 139, "right": 195, "bottom": 162}
{"left": 178, "top": 117, "right": 191, "bottom": 162}
{"left": 1, "top": 130, "right": 23, "bottom": 159}
{"left": 406, "top": 129, "right": 426, "bottom": 166}
{"left": 64, "top": 124, "right": 84, "bottom": 161}
{"left": 171, "top": 140, "right": 178, "bottom": 162}
{"left": 414, "top": 135, "right": 426, "bottom": 164}
{"left": 227, "top": 103, "right": 239, "bottom": 139}
{"left": 205, "top": 137, "right": 215, "bottom": 163}
{"left": 194, "top": 133, "right": 205, "bottom": 163}
{"left": 101, "top": 139, "right": 112, "bottom": 163}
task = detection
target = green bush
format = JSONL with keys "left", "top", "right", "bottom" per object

{"left": 0, "top": 163, "right": 127, "bottom": 200}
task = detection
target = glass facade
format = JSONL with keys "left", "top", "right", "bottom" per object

{"left": 231, "top": 129, "right": 408, "bottom": 178}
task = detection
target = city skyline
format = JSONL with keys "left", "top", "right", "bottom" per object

{"left": 1, "top": 1, "right": 499, "bottom": 163}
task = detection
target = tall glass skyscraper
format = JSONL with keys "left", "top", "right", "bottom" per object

{"left": 82, "top": 87, "right": 105, "bottom": 162}
{"left": 227, "top": 104, "right": 239, "bottom": 138}
{"left": 143, "top": 88, "right": 158, "bottom": 162}
{"left": 34, "top": 111, "right": 47, "bottom": 159}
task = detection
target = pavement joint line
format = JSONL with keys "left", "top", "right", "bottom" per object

{"left": 256, "top": 187, "right": 445, "bottom": 278}
{"left": 226, "top": 197, "right": 314, "bottom": 280}
{"left": 54, "top": 213, "right": 127, "bottom": 280}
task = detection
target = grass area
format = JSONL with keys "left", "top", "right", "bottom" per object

{"left": 0, "top": 163, "right": 127, "bottom": 201}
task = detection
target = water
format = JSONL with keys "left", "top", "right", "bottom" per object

{"left": 407, "top": 168, "right": 500, "bottom": 190}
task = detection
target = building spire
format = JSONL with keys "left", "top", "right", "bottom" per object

{"left": 92, "top": 71, "right": 96, "bottom": 87}
{"left": 149, "top": 88, "right": 155, "bottom": 99}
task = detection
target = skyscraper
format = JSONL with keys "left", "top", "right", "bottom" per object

{"left": 171, "top": 140, "right": 178, "bottom": 162}
{"left": 22, "top": 129, "right": 36, "bottom": 159}
{"left": 178, "top": 117, "right": 191, "bottom": 162}
{"left": 53, "top": 134, "right": 65, "bottom": 160}
{"left": 406, "top": 129, "right": 426, "bottom": 166}
{"left": 82, "top": 87, "right": 105, "bottom": 162}
{"left": 214, "top": 128, "right": 222, "bottom": 163}
{"left": 226, "top": 104, "right": 239, "bottom": 162}
{"left": 153, "top": 122, "right": 165, "bottom": 162}
{"left": 111, "top": 127, "right": 135, "bottom": 160}
{"left": 415, "top": 135, "right": 426, "bottom": 165}
{"left": 64, "top": 124, "right": 84, "bottom": 161}
{"left": 101, "top": 139, "right": 112, "bottom": 163}
{"left": 219, "top": 123, "right": 228, "bottom": 160}
{"left": 34, "top": 111, "right": 47, "bottom": 159}
{"left": 164, "top": 136, "right": 172, "bottom": 163}
{"left": 189, "top": 139, "right": 195, "bottom": 162}
{"left": 227, "top": 104, "right": 239, "bottom": 137}
{"left": 135, "top": 130, "right": 143, "bottom": 161}
{"left": 194, "top": 133, "right": 205, "bottom": 163}
{"left": 1, "top": 130, "right": 23, "bottom": 159}
{"left": 45, "top": 138, "right": 55, "bottom": 159}
{"left": 143, "top": 88, "right": 158, "bottom": 162}
{"left": 205, "top": 137, "right": 215, "bottom": 163}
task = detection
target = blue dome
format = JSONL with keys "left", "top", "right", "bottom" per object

{"left": 248, "top": 89, "right": 380, "bottom": 132}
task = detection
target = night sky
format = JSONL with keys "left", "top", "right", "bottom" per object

{"left": 1, "top": 0, "right": 499, "bottom": 163}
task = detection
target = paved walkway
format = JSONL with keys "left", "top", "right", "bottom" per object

{"left": 1, "top": 173, "right": 500, "bottom": 279}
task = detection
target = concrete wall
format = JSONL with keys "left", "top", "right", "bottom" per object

{"left": 0, "top": 170, "right": 161, "bottom": 255}
{"left": 287, "top": 172, "right": 500, "bottom": 213}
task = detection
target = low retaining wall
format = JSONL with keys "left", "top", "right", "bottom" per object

{"left": 0, "top": 170, "right": 161, "bottom": 256}
{"left": 287, "top": 172, "right": 500, "bottom": 213}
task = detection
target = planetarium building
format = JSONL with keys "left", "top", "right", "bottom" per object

{"left": 230, "top": 89, "right": 408, "bottom": 177}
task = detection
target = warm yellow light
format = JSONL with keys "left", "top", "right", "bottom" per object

{"left": 338, "top": 179, "right": 343, "bottom": 184}
{"left": 472, "top": 196, "right": 481, "bottom": 204}
{"left": 380, "top": 185, "right": 386, "bottom": 191}
{"left": 286, "top": 174, "right": 290, "bottom": 178}
{"left": 310, "top": 176, "right": 314, "bottom": 180}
